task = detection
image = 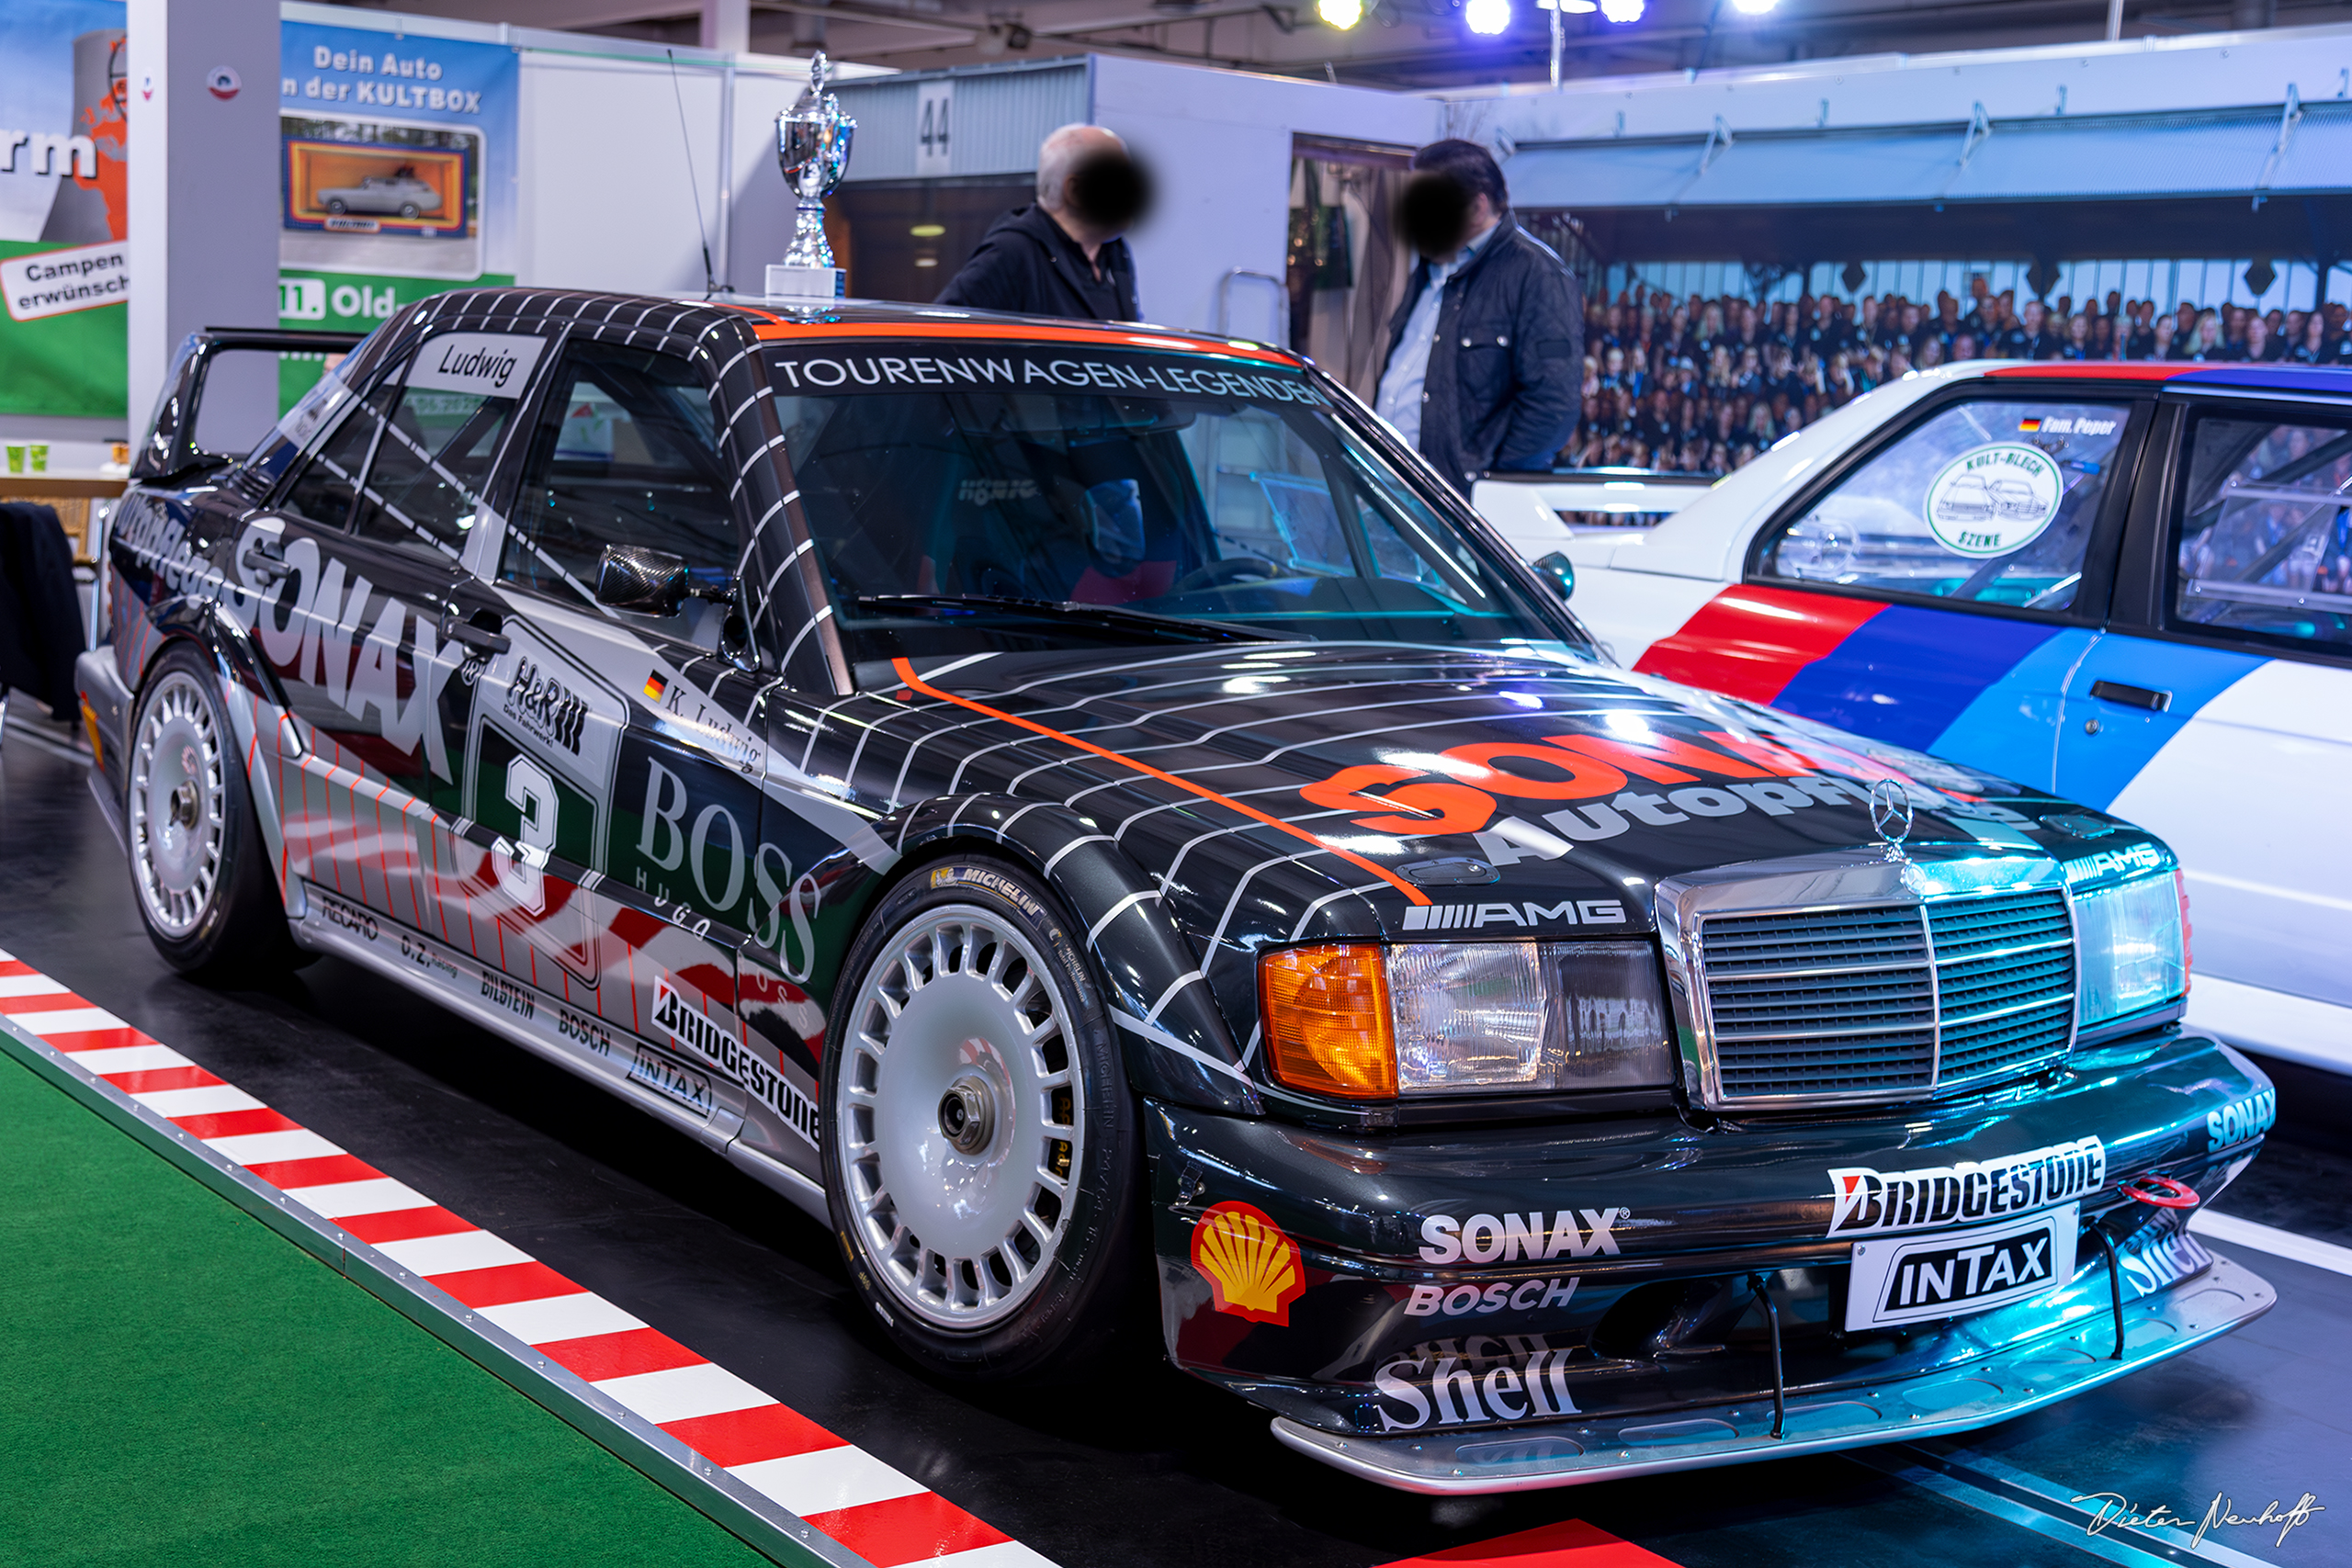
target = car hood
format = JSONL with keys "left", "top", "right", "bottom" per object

{"left": 897, "top": 640, "right": 2121, "bottom": 953}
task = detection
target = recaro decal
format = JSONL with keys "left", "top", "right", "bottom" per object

{"left": 1299, "top": 726, "right": 1907, "bottom": 840}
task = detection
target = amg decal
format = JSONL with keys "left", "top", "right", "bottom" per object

{"left": 1402, "top": 899, "right": 1625, "bottom": 931}
{"left": 1827, "top": 1136, "right": 2107, "bottom": 1236}
{"left": 652, "top": 975, "right": 820, "bottom": 1145}
{"left": 1418, "top": 1209, "right": 1625, "bottom": 1264}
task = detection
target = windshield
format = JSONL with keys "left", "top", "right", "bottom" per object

{"left": 765, "top": 340, "right": 1580, "bottom": 675}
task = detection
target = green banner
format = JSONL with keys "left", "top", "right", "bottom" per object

{"left": 0, "top": 238, "right": 127, "bottom": 419}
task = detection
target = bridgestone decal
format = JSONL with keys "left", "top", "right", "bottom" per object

{"left": 652, "top": 975, "right": 818, "bottom": 1145}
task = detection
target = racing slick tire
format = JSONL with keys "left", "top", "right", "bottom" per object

{"left": 821, "top": 853, "right": 1147, "bottom": 1381}
{"left": 125, "top": 645, "right": 296, "bottom": 980}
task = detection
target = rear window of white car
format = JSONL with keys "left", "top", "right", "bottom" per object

{"left": 1757, "top": 399, "right": 2130, "bottom": 614}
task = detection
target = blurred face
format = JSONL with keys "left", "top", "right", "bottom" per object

{"left": 2023, "top": 300, "right": 2045, "bottom": 331}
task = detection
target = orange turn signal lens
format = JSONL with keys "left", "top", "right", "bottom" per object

{"left": 1260, "top": 944, "right": 1396, "bottom": 1100}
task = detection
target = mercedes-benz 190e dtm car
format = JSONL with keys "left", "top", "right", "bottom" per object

{"left": 79, "top": 293, "right": 2275, "bottom": 1494}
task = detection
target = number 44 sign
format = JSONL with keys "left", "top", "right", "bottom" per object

{"left": 915, "top": 80, "right": 951, "bottom": 177}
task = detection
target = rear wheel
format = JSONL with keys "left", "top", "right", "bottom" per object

{"left": 127, "top": 646, "right": 293, "bottom": 979}
{"left": 821, "top": 855, "right": 1144, "bottom": 1380}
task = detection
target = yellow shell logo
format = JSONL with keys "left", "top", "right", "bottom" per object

{"left": 1191, "top": 1201, "right": 1306, "bottom": 1325}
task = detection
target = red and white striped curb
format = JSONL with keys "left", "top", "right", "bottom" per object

{"left": 0, "top": 946, "right": 1052, "bottom": 1568}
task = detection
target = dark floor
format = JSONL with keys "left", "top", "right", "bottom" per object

{"left": 4, "top": 716, "right": 2344, "bottom": 1568}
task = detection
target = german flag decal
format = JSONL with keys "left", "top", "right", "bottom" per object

{"left": 643, "top": 672, "right": 667, "bottom": 703}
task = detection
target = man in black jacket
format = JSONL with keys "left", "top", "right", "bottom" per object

{"left": 1373, "top": 140, "right": 1582, "bottom": 494}
{"left": 935, "top": 125, "right": 1144, "bottom": 321}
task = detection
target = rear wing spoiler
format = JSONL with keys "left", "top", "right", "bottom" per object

{"left": 133, "top": 326, "right": 368, "bottom": 485}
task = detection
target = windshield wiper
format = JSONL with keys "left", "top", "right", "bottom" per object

{"left": 842, "top": 593, "right": 1281, "bottom": 642}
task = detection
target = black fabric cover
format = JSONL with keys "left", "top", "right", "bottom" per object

{"left": 0, "top": 502, "right": 85, "bottom": 719}
{"left": 1379, "top": 218, "right": 1586, "bottom": 493}
{"left": 933, "top": 204, "right": 1141, "bottom": 324}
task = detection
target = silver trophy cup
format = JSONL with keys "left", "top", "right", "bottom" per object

{"left": 775, "top": 52, "right": 854, "bottom": 278}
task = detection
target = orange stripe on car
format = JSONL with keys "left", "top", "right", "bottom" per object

{"left": 891, "top": 657, "right": 1430, "bottom": 906}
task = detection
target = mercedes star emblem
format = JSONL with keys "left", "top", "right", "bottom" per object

{"left": 1867, "top": 778, "right": 1915, "bottom": 846}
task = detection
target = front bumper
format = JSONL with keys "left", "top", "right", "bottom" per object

{"left": 1269, "top": 1249, "right": 2272, "bottom": 1493}
{"left": 1147, "top": 1027, "right": 2275, "bottom": 1488}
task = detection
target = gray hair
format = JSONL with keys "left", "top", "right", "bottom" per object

{"left": 1037, "top": 123, "right": 1124, "bottom": 209}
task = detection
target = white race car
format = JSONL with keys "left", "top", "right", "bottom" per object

{"left": 1499, "top": 359, "right": 2352, "bottom": 1077}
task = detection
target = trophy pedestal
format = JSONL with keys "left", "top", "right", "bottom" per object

{"left": 766, "top": 264, "right": 846, "bottom": 299}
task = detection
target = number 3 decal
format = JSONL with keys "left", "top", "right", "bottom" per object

{"left": 498, "top": 755, "right": 557, "bottom": 915}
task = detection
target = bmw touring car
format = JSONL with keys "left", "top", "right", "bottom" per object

{"left": 78, "top": 292, "right": 2275, "bottom": 1492}
{"left": 1534, "top": 359, "right": 2352, "bottom": 1081}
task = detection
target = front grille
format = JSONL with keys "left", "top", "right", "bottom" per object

{"left": 1697, "top": 889, "right": 2075, "bottom": 1105}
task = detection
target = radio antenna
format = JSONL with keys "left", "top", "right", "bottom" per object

{"left": 667, "top": 49, "right": 719, "bottom": 297}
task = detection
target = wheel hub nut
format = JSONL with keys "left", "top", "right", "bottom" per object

{"left": 169, "top": 782, "right": 198, "bottom": 831}
{"left": 938, "top": 1073, "right": 996, "bottom": 1156}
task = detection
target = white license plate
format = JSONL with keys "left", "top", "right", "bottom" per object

{"left": 1844, "top": 1203, "right": 2078, "bottom": 1331}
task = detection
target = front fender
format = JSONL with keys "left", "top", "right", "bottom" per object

{"left": 870, "top": 795, "right": 1261, "bottom": 1117}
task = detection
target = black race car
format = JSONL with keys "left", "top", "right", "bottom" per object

{"left": 78, "top": 290, "right": 2275, "bottom": 1493}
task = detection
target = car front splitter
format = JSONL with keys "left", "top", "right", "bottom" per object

{"left": 1267, "top": 1251, "right": 2273, "bottom": 1494}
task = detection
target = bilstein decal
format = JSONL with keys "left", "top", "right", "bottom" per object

{"left": 1191, "top": 1201, "right": 1306, "bottom": 1325}
{"left": 1826, "top": 1136, "right": 2107, "bottom": 1237}
{"left": 1418, "top": 1209, "right": 1624, "bottom": 1264}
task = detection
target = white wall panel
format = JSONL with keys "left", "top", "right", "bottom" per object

{"left": 517, "top": 55, "right": 728, "bottom": 295}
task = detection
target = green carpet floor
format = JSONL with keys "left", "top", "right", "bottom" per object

{"left": 0, "top": 1047, "right": 775, "bottom": 1568}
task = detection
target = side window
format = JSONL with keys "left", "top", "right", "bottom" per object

{"left": 2171, "top": 412, "right": 2352, "bottom": 650}
{"left": 352, "top": 355, "right": 526, "bottom": 562}
{"left": 1758, "top": 400, "right": 2130, "bottom": 613}
{"left": 279, "top": 385, "right": 394, "bottom": 530}
{"left": 500, "top": 343, "right": 735, "bottom": 615}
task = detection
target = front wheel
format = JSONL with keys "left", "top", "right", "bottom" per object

{"left": 822, "top": 855, "right": 1145, "bottom": 1380}
{"left": 126, "top": 645, "right": 295, "bottom": 979}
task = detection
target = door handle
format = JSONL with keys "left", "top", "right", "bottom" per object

{"left": 442, "top": 610, "right": 511, "bottom": 656}
{"left": 2088, "top": 679, "right": 2172, "bottom": 712}
{"left": 240, "top": 533, "right": 288, "bottom": 584}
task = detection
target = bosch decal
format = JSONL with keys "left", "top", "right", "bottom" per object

{"left": 1826, "top": 1137, "right": 2107, "bottom": 1237}
{"left": 1403, "top": 1277, "right": 1578, "bottom": 1318}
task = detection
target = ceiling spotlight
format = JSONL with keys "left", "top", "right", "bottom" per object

{"left": 1536, "top": 0, "right": 1598, "bottom": 9}
{"left": 1464, "top": 0, "right": 1511, "bottom": 33}
{"left": 1599, "top": 0, "right": 1642, "bottom": 19}
{"left": 1317, "top": 0, "right": 1363, "bottom": 26}
{"left": 1731, "top": 0, "right": 1776, "bottom": 11}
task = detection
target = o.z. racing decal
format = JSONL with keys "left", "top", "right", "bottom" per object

{"left": 652, "top": 975, "right": 820, "bottom": 1145}
{"left": 1826, "top": 1136, "right": 2107, "bottom": 1237}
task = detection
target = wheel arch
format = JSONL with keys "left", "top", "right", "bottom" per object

{"left": 839, "top": 795, "right": 1261, "bottom": 1117}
